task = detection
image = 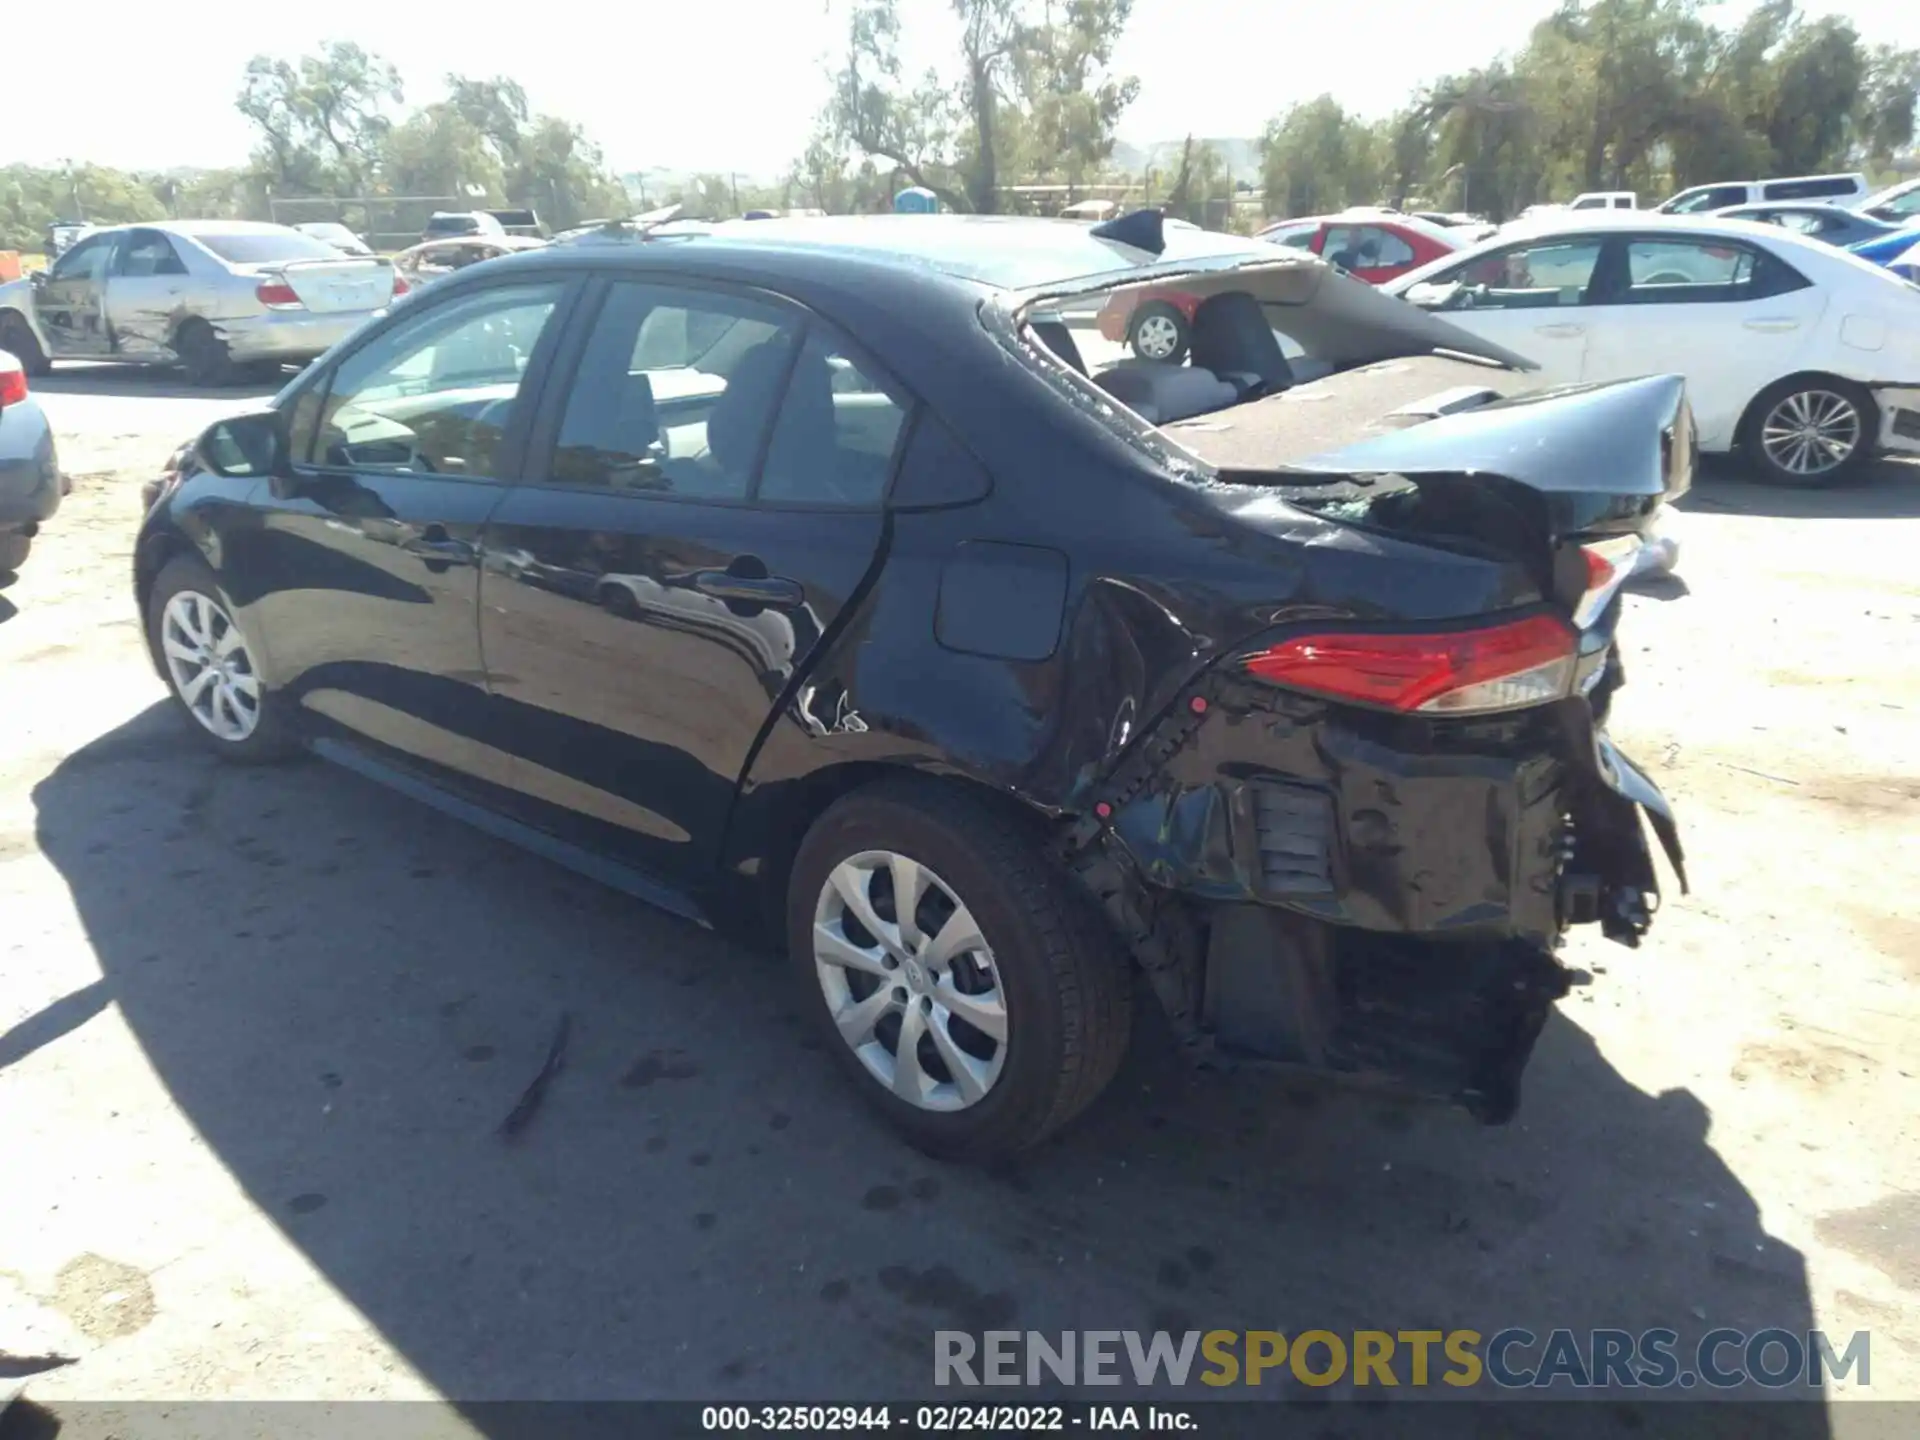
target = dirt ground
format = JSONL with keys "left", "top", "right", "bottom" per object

{"left": 1, "top": 363, "right": 1915, "bottom": 1432}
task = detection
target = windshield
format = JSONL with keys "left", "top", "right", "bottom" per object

{"left": 195, "top": 229, "right": 343, "bottom": 265}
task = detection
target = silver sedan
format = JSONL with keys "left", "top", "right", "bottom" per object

{"left": 0, "top": 220, "right": 402, "bottom": 386}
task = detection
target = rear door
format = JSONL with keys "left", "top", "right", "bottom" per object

{"left": 105, "top": 228, "right": 193, "bottom": 360}
{"left": 1398, "top": 234, "right": 1605, "bottom": 383}
{"left": 477, "top": 275, "right": 905, "bottom": 882}
{"left": 232, "top": 276, "right": 576, "bottom": 781}
{"left": 34, "top": 231, "right": 115, "bottom": 357}
{"left": 1577, "top": 234, "right": 1828, "bottom": 450}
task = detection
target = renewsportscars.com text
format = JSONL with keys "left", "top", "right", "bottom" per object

{"left": 934, "top": 1327, "right": 1871, "bottom": 1390}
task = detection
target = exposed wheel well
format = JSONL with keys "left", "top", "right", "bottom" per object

{"left": 1735, "top": 371, "right": 1879, "bottom": 448}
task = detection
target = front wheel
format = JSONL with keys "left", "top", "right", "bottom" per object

{"left": 1742, "top": 378, "right": 1874, "bottom": 487}
{"left": 788, "top": 779, "right": 1132, "bottom": 1161}
{"left": 145, "top": 555, "right": 298, "bottom": 762}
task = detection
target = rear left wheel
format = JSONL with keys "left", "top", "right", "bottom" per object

{"left": 788, "top": 779, "right": 1131, "bottom": 1161}
{"left": 174, "top": 319, "right": 234, "bottom": 388}
{"left": 1128, "top": 301, "right": 1189, "bottom": 363}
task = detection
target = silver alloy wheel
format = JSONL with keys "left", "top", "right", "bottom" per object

{"left": 1132, "top": 311, "right": 1182, "bottom": 360}
{"left": 812, "top": 849, "right": 1008, "bottom": 1112}
{"left": 1760, "top": 388, "right": 1861, "bottom": 477}
{"left": 160, "top": 590, "right": 261, "bottom": 742}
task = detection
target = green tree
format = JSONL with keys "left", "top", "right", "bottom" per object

{"left": 1260, "top": 96, "right": 1383, "bottom": 216}
{"left": 237, "top": 41, "right": 403, "bottom": 195}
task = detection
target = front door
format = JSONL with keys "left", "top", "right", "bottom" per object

{"left": 228, "top": 277, "right": 574, "bottom": 784}
{"left": 34, "top": 231, "right": 116, "bottom": 357}
{"left": 1401, "top": 234, "right": 1606, "bottom": 385}
{"left": 1576, "top": 234, "right": 1830, "bottom": 451}
{"left": 478, "top": 276, "right": 902, "bottom": 882}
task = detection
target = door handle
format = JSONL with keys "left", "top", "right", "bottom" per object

{"left": 690, "top": 570, "right": 803, "bottom": 606}
{"left": 1535, "top": 323, "right": 1586, "bottom": 338}
{"left": 1743, "top": 318, "right": 1800, "bottom": 332}
{"left": 402, "top": 525, "right": 476, "bottom": 571}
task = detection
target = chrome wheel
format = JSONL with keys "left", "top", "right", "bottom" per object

{"left": 160, "top": 590, "right": 261, "bottom": 742}
{"left": 1760, "top": 389, "right": 1861, "bottom": 478}
{"left": 1132, "top": 311, "right": 1182, "bottom": 360}
{"left": 812, "top": 850, "right": 1008, "bottom": 1112}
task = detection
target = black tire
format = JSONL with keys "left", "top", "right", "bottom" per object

{"left": 788, "top": 778, "right": 1132, "bottom": 1161}
{"left": 174, "top": 319, "right": 234, "bottom": 388}
{"left": 1127, "top": 300, "right": 1190, "bottom": 363}
{"left": 144, "top": 555, "right": 299, "bottom": 763}
{"left": 1740, "top": 376, "right": 1876, "bottom": 488}
{"left": 0, "top": 310, "right": 50, "bottom": 376}
{"left": 0, "top": 531, "right": 28, "bottom": 574}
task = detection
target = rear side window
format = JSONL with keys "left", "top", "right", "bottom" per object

{"left": 756, "top": 334, "right": 909, "bottom": 507}
{"left": 547, "top": 280, "right": 797, "bottom": 499}
{"left": 1763, "top": 178, "right": 1855, "bottom": 201}
{"left": 1615, "top": 240, "right": 1808, "bottom": 304}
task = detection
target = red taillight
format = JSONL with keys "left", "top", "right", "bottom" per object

{"left": 256, "top": 280, "right": 302, "bottom": 308}
{"left": 1241, "top": 614, "right": 1577, "bottom": 715}
{"left": 391, "top": 274, "right": 410, "bottom": 296}
{"left": 0, "top": 365, "right": 25, "bottom": 408}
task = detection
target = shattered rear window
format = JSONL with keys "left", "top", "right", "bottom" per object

{"left": 194, "top": 230, "right": 343, "bottom": 265}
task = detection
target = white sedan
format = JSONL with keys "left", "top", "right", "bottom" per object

{"left": 1384, "top": 212, "right": 1920, "bottom": 485}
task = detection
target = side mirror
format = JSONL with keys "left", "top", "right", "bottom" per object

{"left": 196, "top": 410, "right": 290, "bottom": 482}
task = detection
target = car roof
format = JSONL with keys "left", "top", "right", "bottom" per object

{"left": 518, "top": 213, "right": 1277, "bottom": 293}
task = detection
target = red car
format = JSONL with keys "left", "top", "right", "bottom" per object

{"left": 1098, "top": 212, "right": 1465, "bottom": 361}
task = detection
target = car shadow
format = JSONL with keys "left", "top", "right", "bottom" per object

{"left": 30, "top": 367, "right": 285, "bottom": 402}
{"left": 1678, "top": 455, "right": 1920, "bottom": 519}
{"left": 25, "top": 705, "right": 1832, "bottom": 1432}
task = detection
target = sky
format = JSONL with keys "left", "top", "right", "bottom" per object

{"left": 12, "top": 0, "right": 1917, "bottom": 180}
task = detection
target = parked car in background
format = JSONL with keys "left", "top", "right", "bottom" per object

{"left": 44, "top": 221, "right": 92, "bottom": 259}
{"left": 1848, "top": 223, "right": 1920, "bottom": 271}
{"left": 1889, "top": 235, "right": 1920, "bottom": 285}
{"left": 0, "top": 347, "right": 63, "bottom": 576}
{"left": 133, "top": 212, "right": 1687, "bottom": 1158}
{"left": 294, "top": 222, "right": 375, "bottom": 257}
{"left": 1570, "top": 191, "right": 1638, "bottom": 210}
{"left": 421, "top": 212, "right": 508, "bottom": 243}
{"left": 0, "top": 221, "right": 404, "bottom": 386}
{"left": 1102, "top": 210, "right": 1464, "bottom": 360}
{"left": 1858, "top": 177, "right": 1920, "bottom": 226}
{"left": 1711, "top": 201, "right": 1903, "bottom": 249}
{"left": 1386, "top": 211, "right": 1920, "bottom": 485}
{"left": 1656, "top": 172, "right": 1869, "bottom": 214}
{"left": 485, "top": 208, "right": 545, "bottom": 239}
{"left": 393, "top": 236, "right": 549, "bottom": 289}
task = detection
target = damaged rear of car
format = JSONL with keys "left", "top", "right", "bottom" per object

{"left": 997, "top": 217, "right": 1690, "bottom": 1127}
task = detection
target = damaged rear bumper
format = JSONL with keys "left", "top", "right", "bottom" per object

{"left": 1060, "top": 669, "right": 1683, "bottom": 1122}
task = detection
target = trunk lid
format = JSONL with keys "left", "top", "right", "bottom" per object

{"left": 255, "top": 258, "right": 396, "bottom": 313}
{"left": 1165, "top": 363, "right": 1694, "bottom": 550}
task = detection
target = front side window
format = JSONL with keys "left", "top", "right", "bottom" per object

{"left": 302, "top": 281, "right": 564, "bottom": 478}
{"left": 50, "top": 233, "right": 114, "bottom": 282}
{"left": 1421, "top": 239, "right": 1602, "bottom": 310}
{"left": 549, "top": 281, "right": 796, "bottom": 499}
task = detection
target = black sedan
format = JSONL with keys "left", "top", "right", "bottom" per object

{"left": 134, "top": 213, "right": 1689, "bottom": 1160}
